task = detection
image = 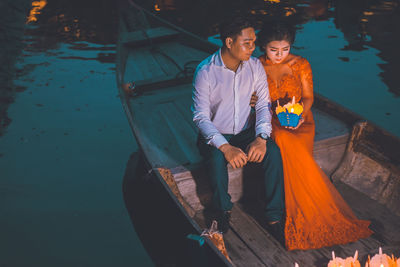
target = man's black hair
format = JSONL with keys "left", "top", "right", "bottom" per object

{"left": 219, "top": 16, "right": 254, "bottom": 46}
{"left": 257, "top": 21, "right": 296, "bottom": 49}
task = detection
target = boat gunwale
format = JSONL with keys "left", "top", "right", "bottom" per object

{"left": 152, "top": 167, "right": 234, "bottom": 266}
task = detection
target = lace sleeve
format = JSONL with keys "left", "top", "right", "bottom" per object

{"left": 300, "top": 58, "right": 313, "bottom": 91}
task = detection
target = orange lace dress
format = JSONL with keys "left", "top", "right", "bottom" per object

{"left": 259, "top": 55, "right": 373, "bottom": 250}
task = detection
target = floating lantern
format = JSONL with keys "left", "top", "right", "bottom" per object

{"left": 275, "top": 96, "right": 303, "bottom": 127}
{"left": 366, "top": 247, "right": 391, "bottom": 267}
{"left": 342, "top": 250, "right": 361, "bottom": 267}
{"left": 386, "top": 254, "right": 398, "bottom": 267}
{"left": 328, "top": 251, "right": 345, "bottom": 267}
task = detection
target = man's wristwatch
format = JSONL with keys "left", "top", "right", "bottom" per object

{"left": 258, "top": 133, "right": 268, "bottom": 140}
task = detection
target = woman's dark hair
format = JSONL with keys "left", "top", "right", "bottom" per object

{"left": 219, "top": 16, "right": 254, "bottom": 46}
{"left": 257, "top": 21, "right": 296, "bottom": 49}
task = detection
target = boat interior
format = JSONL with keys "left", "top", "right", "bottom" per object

{"left": 117, "top": 3, "right": 400, "bottom": 266}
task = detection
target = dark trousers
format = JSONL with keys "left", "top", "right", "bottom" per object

{"left": 197, "top": 128, "right": 284, "bottom": 222}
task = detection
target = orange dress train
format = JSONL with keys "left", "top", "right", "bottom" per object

{"left": 259, "top": 55, "right": 373, "bottom": 250}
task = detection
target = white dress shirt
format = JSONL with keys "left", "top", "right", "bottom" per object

{"left": 192, "top": 49, "right": 272, "bottom": 148}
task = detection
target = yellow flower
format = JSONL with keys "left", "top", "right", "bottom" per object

{"left": 276, "top": 106, "right": 285, "bottom": 114}
{"left": 292, "top": 103, "right": 303, "bottom": 115}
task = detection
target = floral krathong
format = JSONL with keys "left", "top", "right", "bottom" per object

{"left": 275, "top": 96, "right": 303, "bottom": 127}
{"left": 294, "top": 247, "right": 399, "bottom": 267}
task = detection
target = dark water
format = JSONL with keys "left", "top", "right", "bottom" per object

{"left": 0, "top": 0, "right": 153, "bottom": 266}
{"left": 0, "top": 0, "right": 399, "bottom": 266}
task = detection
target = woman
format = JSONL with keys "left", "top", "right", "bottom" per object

{"left": 254, "top": 21, "right": 373, "bottom": 250}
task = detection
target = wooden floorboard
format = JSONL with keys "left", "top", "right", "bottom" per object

{"left": 187, "top": 169, "right": 400, "bottom": 267}
{"left": 158, "top": 102, "right": 201, "bottom": 164}
{"left": 335, "top": 182, "right": 400, "bottom": 251}
{"left": 152, "top": 46, "right": 182, "bottom": 77}
{"left": 224, "top": 230, "right": 267, "bottom": 267}
{"left": 172, "top": 98, "right": 198, "bottom": 132}
{"left": 229, "top": 183, "right": 400, "bottom": 267}
{"left": 130, "top": 84, "right": 190, "bottom": 105}
{"left": 121, "top": 26, "right": 179, "bottom": 47}
{"left": 126, "top": 48, "right": 166, "bottom": 81}
{"left": 124, "top": 50, "right": 145, "bottom": 82}
{"left": 229, "top": 205, "right": 295, "bottom": 267}
{"left": 129, "top": 102, "right": 191, "bottom": 168}
{"left": 193, "top": 210, "right": 266, "bottom": 267}
{"left": 312, "top": 107, "right": 349, "bottom": 141}
{"left": 233, "top": 204, "right": 336, "bottom": 267}
{"left": 158, "top": 42, "right": 209, "bottom": 68}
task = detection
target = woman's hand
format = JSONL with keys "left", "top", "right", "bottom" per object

{"left": 250, "top": 92, "right": 258, "bottom": 108}
{"left": 285, "top": 117, "right": 304, "bottom": 130}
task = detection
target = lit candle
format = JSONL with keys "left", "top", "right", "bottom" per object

{"left": 368, "top": 247, "right": 390, "bottom": 267}
{"left": 328, "top": 251, "right": 346, "bottom": 267}
{"left": 342, "top": 250, "right": 361, "bottom": 267}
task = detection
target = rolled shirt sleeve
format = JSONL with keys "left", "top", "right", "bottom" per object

{"left": 191, "top": 67, "right": 228, "bottom": 148}
{"left": 253, "top": 60, "right": 272, "bottom": 138}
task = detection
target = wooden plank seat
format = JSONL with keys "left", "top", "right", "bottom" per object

{"left": 128, "top": 85, "right": 351, "bottom": 214}
{"left": 170, "top": 107, "right": 350, "bottom": 213}
{"left": 171, "top": 133, "right": 349, "bottom": 213}
{"left": 121, "top": 26, "right": 179, "bottom": 47}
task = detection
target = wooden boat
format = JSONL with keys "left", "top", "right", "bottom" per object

{"left": 117, "top": 1, "right": 400, "bottom": 266}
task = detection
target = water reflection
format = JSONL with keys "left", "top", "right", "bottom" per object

{"left": 1, "top": 1, "right": 155, "bottom": 265}
{"left": 0, "top": 0, "right": 30, "bottom": 135}
{"left": 26, "top": 0, "right": 47, "bottom": 24}
{"left": 0, "top": 0, "right": 119, "bottom": 135}
{"left": 24, "top": 0, "right": 118, "bottom": 47}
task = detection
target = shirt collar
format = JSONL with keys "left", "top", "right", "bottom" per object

{"left": 215, "top": 48, "right": 245, "bottom": 73}
{"left": 215, "top": 49, "right": 225, "bottom": 67}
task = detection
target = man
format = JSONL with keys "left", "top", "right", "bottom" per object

{"left": 191, "top": 16, "right": 285, "bottom": 241}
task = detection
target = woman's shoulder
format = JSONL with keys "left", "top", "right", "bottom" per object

{"left": 287, "top": 54, "right": 310, "bottom": 66}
